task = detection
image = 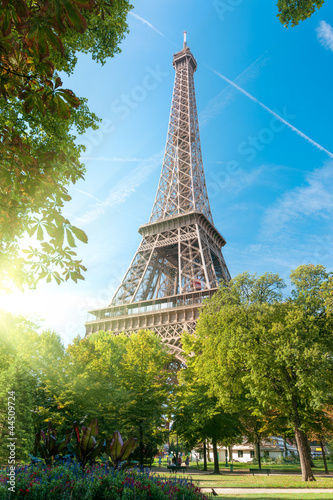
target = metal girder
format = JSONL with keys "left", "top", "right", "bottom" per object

{"left": 149, "top": 44, "right": 213, "bottom": 224}
{"left": 86, "top": 39, "right": 231, "bottom": 361}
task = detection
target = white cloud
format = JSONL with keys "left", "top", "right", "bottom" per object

{"left": 260, "top": 162, "right": 333, "bottom": 238}
{"left": 76, "top": 152, "right": 163, "bottom": 225}
{"left": 316, "top": 20, "right": 333, "bottom": 52}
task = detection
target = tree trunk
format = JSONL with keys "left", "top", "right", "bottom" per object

{"left": 203, "top": 440, "right": 207, "bottom": 471}
{"left": 139, "top": 425, "right": 144, "bottom": 471}
{"left": 283, "top": 436, "right": 288, "bottom": 458}
{"left": 294, "top": 434, "right": 299, "bottom": 456}
{"left": 294, "top": 428, "right": 315, "bottom": 481}
{"left": 207, "top": 441, "right": 211, "bottom": 461}
{"left": 255, "top": 434, "right": 261, "bottom": 470}
{"left": 229, "top": 445, "right": 233, "bottom": 464}
{"left": 212, "top": 439, "right": 220, "bottom": 474}
{"left": 320, "top": 438, "right": 328, "bottom": 474}
{"left": 306, "top": 437, "right": 316, "bottom": 468}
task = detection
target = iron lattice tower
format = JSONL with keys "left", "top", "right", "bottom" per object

{"left": 85, "top": 36, "right": 231, "bottom": 361}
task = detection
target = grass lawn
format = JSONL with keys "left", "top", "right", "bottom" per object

{"left": 158, "top": 458, "right": 333, "bottom": 474}
{"left": 153, "top": 470, "right": 333, "bottom": 489}
{"left": 215, "top": 495, "right": 333, "bottom": 499}
{"left": 186, "top": 459, "right": 333, "bottom": 474}
{"left": 194, "top": 474, "right": 333, "bottom": 489}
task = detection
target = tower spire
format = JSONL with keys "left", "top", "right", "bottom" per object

{"left": 149, "top": 38, "right": 212, "bottom": 224}
{"left": 183, "top": 31, "right": 187, "bottom": 49}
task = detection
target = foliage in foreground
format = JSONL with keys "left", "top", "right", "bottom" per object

{"left": 0, "top": 463, "right": 208, "bottom": 499}
{"left": 277, "top": 0, "right": 324, "bottom": 27}
{"left": 0, "top": 0, "right": 132, "bottom": 289}
{"left": 0, "top": 321, "right": 171, "bottom": 469}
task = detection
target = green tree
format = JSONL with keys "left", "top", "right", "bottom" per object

{"left": 191, "top": 266, "right": 333, "bottom": 481}
{"left": 0, "top": 0, "right": 132, "bottom": 288}
{"left": 0, "top": 311, "right": 67, "bottom": 442}
{"left": 53, "top": 332, "right": 129, "bottom": 436}
{"left": 116, "top": 331, "right": 172, "bottom": 469}
{"left": 277, "top": 0, "right": 325, "bottom": 27}
{"left": 48, "top": 330, "right": 173, "bottom": 469}
{"left": 173, "top": 353, "right": 243, "bottom": 474}
{"left": 0, "top": 359, "right": 35, "bottom": 464}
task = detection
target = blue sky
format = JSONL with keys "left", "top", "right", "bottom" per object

{"left": 3, "top": 0, "right": 333, "bottom": 343}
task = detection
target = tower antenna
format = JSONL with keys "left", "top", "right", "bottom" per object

{"left": 183, "top": 31, "right": 187, "bottom": 49}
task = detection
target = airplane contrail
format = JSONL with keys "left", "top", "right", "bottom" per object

{"left": 200, "top": 52, "right": 269, "bottom": 126}
{"left": 211, "top": 67, "right": 333, "bottom": 158}
{"left": 129, "top": 13, "right": 167, "bottom": 39}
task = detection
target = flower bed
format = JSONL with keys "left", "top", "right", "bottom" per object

{"left": 0, "top": 463, "right": 209, "bottom": 499}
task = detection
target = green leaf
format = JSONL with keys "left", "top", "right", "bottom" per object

{"left": 110, "top": 431, "right": 123, "bottom": 461}
{"left": 120, "top": 437, "right": 137, "bottom": 461}
{"left": 23, "top": 94, "right": 35, "bottom": 113}
{"left": 3, "top": 9, "right": 12, "bottom": 35}
{"left": 66, "top": 228, "right": 76, "bottom": 247}
{"left": 58, "top": 89, "right": 81, "bottom": 107}
{"left": 44, "top": 28, "right": 64, "bottom": 55}
{"left": 27, "top": 224, "right": 38, "bottom": 238}
{"left": 37, "top": 224, "right": 44, "bottom": 241}
{"left": 63, "top": 2, "right": 87, "bottom": 33}
{"left": 81, "top": 418, "right": 98, "bottom": 454}
{"left": 56, "top": 96, "right": 71, "bottom": 119}
{"left": 70, "top": 225, "right": 88, "bottom": 244}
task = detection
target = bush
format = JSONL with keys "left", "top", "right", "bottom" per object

{"left": 0, "top": 462, "right": 209, "bottom": 499}
{"left": 275, "top": 455, "right": 300, "bottom": 465}
{"left": 261, "top": 457, "right": 277, "bottom": 464}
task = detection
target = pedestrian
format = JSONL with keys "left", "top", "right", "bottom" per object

{"left": 177, "top": 454, "right": 181, "bottom": 466}
{"left": 158, "top": 455, "right": 162, "bottom": 468}
{"left": 172, "top": 454, "right": 177, "bottom": 465}
{"left": 185, "top": 455, "right": 189, "bottom": 469}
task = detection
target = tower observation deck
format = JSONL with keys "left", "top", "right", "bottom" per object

{"left": 85, "top": 36, "right": 231, "bottom": 361}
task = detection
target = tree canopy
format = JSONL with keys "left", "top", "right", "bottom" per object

{"left": 0, "top": 315, "right": 174, "bottom": 468}
{"left": 277, "top": 0, "right": 325, "bottom": 27}
{"left": 188, "top": 265, "right": 333, "bottom": 481}
{"left": 0, "top": 0, "right": 132, "bottom": 289}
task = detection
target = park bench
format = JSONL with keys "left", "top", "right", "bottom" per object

{"left": 249, "top": 468, "right": 271, "bottom": 476}
{"left": 167, "top": 465, "right": 187, "bottom": 474}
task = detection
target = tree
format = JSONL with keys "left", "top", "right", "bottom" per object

{"left": 41, "top": 331, "right": 130, "bottom": 437}
{"left": 277, "top": 0, "right": 325, "bottom": 27}
{"left": 0, "top": 311, "right": 67, "bottom": 442}
{"left": 0, "top": 359, "right": 35, "bottom": 464}
{"left": 191, "top": 266, "right": 333, "bottom": 481}
{"left": 173, "top": 350, "right": 243, "bottom": 474}
{"left": 0, "top": 0, "right": 132, "bottom": 288}
{"left": 116, "top": 331, "right": 172, "bottom": 469}
{"left": 49, "top": 330, "right": 173, "bottom": 468}
{"left": 320, "top": 276, "right": 333, "bottom": 316}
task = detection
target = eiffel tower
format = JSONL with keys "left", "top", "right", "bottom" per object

{"left": 85, "top": 34, "right": 231, "bottom": 360}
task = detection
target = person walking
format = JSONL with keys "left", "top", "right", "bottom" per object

{"left": 158, "top": 455, "right": 162, "bottom": 468}
{"left": 185, "top": 455, "right": 189, "bottom": 469}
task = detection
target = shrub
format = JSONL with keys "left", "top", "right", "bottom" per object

{"left": 0, "top": 463, "right": 209, "bottom": 499}
{"left": 275, "top": 455, "right": 300, "bottom": 465}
